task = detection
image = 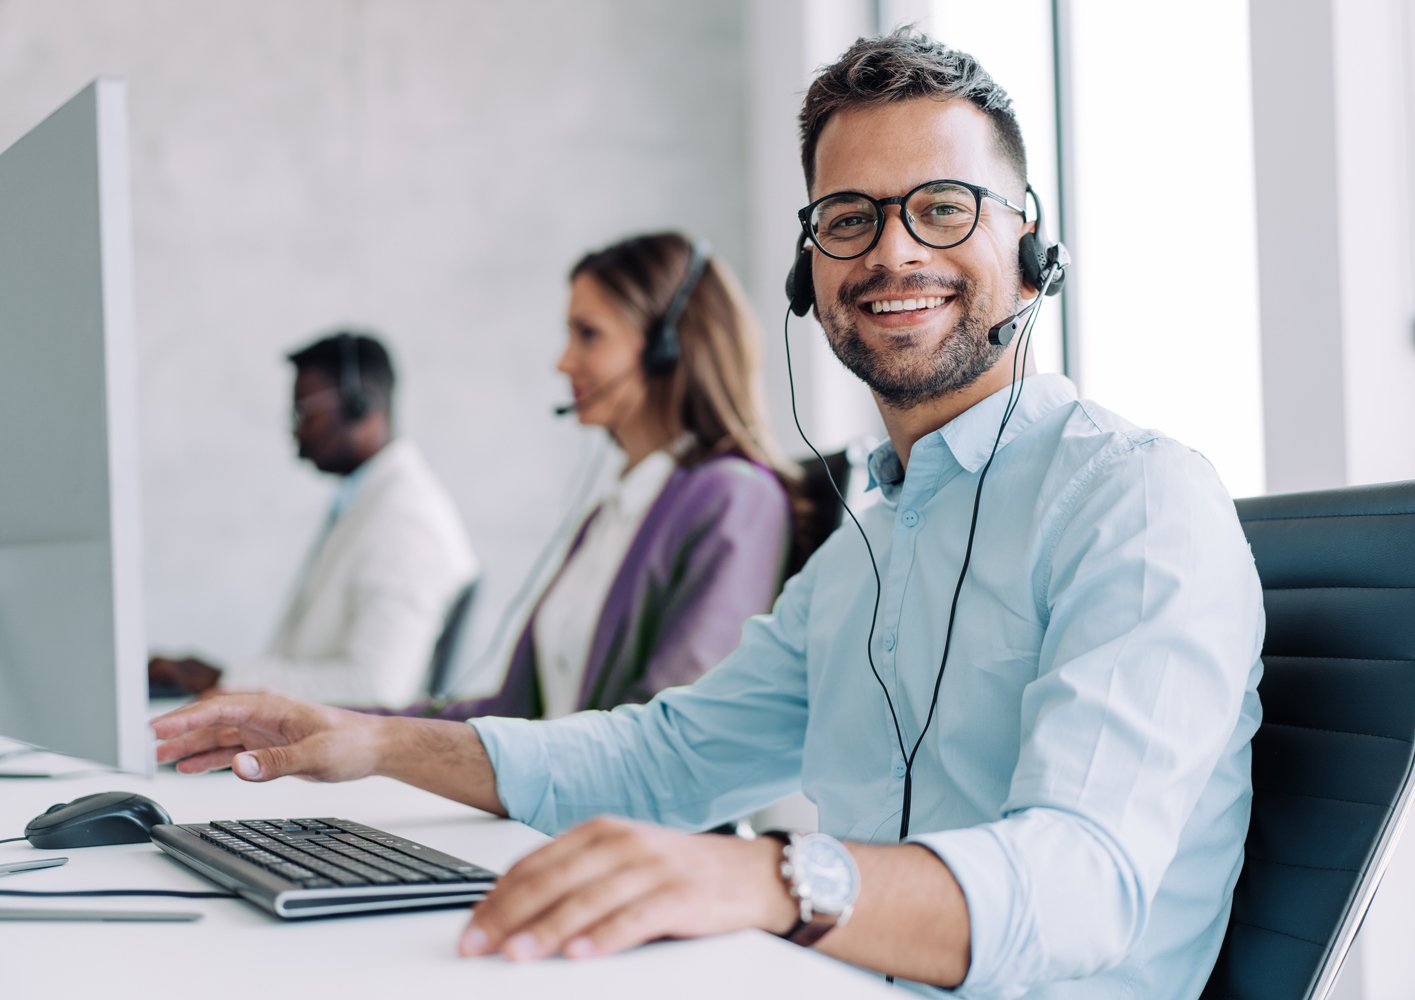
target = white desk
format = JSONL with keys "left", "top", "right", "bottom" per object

{"left": 0, "top": 748, "right": 896, "bottom": 999}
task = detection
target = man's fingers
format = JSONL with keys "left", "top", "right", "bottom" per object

{"left": 492, "top": 817, "right": 626, "bottom": 892}
{"left": 485, "top": 862, "right": 664, "bottom": 961}
{"left": 567, "top": 890, "right": 691, "bottom": 959}
{"left": 469, "top": 832, "right": 628, "bottom": 950}
{"left": 233, "top": 742, "right": 313, "bottom": 782}
{"left": 150, "top": 696, "right": 254, "bottom": 737}
{"left": 172, "top": 748, "right": 239, "bottom": 774}
{"left": 153, "top": 725, "right": 243, "bottom": 765}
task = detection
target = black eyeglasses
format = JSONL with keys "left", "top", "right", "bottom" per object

{"left": 797, "top": 179, "right": 1026, "bottom": 260}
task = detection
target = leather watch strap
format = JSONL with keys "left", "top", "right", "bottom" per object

{"left": 761, "top": 829, "right": 846, "bottom": 947}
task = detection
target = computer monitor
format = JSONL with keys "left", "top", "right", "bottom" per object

{"left": 0, "top": 79, "right": 151, "bottom": 776}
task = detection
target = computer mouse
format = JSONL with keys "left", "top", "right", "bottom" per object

{"left": 24, "top": 791, "right": 173, "bottom": 849}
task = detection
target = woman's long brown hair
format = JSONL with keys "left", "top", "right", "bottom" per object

{"left": 570, "top": 232, "right": 800, "bottom": 494}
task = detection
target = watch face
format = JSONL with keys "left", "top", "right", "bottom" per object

{"left": 796, "top": 835, "right": 859, "bottom": 913}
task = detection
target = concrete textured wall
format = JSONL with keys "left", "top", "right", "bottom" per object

{"left": 0, "top": 0, "right": 751, "bottom": 690}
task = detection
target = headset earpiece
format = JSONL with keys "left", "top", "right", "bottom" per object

{"left": 1019, "top": 186, "right": 1066, "bottom": 297}
{"left": 786, "top": 233, "right": 815, "bottom": 317}
{"left": 337, "top": 332, "right": 370, "bottom": 421}
{"left": 642, "top": 239, "right": 712, "bottom": 376}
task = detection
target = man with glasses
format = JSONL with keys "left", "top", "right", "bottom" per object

{"left": 154, "top": 31, "right": 1263, "bottom": 998}
{"left": 149, "top": 331, "right": 477, "bottom": 706}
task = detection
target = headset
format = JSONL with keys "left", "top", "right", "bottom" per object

{"left": 640, "top": 239, "right": 713, "bottom": 377}
{"left": 336, "top": 332, "right": 371, "bottom": 421}
{"left": 785, "top": 185, "right": 1068, "bottom": 333}
{"left": 555, "top": 238, "right": 714, "bottom": 417}
{"left": 782, "top": 187, "right": 1069, "bottom": 842}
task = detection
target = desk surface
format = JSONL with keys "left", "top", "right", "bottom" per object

{"left": 0, "top": 744, "right": 896, "bottom": 999}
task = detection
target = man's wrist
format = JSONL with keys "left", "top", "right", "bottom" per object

{"left": 752, "top": 835, "right": 801, "bottom": 936}
{"left": 365, "top": 713, "right": 407, "bottom": 779}
{"left": 760, "top": 830, "right": 860, "bottom": 947}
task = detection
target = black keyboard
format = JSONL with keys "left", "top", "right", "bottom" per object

{"left": 150, "top": 817, "right": 498, "bottom": 919}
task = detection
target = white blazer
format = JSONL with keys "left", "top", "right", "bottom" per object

{"left": 224, "top": 439, "right": 477, "bottom": 705}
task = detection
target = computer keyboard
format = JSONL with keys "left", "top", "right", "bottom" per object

{"left": 150, "top": 817, "right": 497, "bottom": 918}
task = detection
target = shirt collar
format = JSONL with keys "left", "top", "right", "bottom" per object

{"left": 606, "top": 446, "right": 680, "bottom": 520}
{"left": 865, "top": 374, "right": 1079, "bottom": 500}
{"left": 330, "top": 438, "right": 402, "bottom": 521}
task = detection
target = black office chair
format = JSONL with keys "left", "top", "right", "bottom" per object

{"left": 787, "top": 445, "right": 865, "bottom": 578}
{"left": 424, "top": 579, "right": 479, "bottom": 700}
{"left": 1201, "top": 481, "right": 1415, "bottom": 1000}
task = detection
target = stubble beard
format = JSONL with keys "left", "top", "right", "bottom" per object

{"left": 819, "top": 271, "right": 1012, "bottom": 410}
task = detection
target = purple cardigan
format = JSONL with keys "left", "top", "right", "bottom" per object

{"left": 385, "top": 454, "right": 792, "bottom": 720}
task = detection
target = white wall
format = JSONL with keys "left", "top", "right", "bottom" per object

{"left": 0, "top": 0, "right": 753, "bottom": 689}
{"left": 743, "top": 0, "right": 880, "bottom": 457}
{"left": 1252, "top": 0, "right": 1415, "bottom": 495}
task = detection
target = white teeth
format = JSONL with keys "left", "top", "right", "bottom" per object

{"left": 870, "top": 296, "right": 946, "bottom": 314}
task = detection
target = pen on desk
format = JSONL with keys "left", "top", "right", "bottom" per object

{"left": 0, "top": 907, "right": 203, "bottom": 922}
{"left": 0, "top": 857, "right": 69, "bottom": 876}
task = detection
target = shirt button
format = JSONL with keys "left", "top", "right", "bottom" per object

{"left": 892, "top": 760, "right": 907, "bottom": 779}
{"left": 901, "top": 509, "right": 920, "bottom": 527}
{"left": 882, "top": 633, "right": 896, "bottom": 652}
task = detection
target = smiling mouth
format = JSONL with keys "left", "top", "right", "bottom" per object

{"left": 861, "top": 294, "right": 953, "bottom": 316}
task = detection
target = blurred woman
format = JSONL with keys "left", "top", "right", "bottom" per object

{"left": 379, "top": 231, "right": 796, "bottom": 720}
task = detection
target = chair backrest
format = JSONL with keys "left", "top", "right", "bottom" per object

{"left": 424, "top": 578, "right": 479, "bottom": 699}
{"left": 787, "top": 446, "right": 862, "bottom": 578}
{"left": 1202, "top": 481, "right": 1415, "bottom": 1000}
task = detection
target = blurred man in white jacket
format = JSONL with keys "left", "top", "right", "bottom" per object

{"left": 150, "top": 331, "right": 477, "bottom": 705}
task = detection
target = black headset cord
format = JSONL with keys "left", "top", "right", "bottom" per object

{"left": 0, "top": 889, "right": 238, "bottom": 899}
{"left": 781, "top": 262, "right": 1057, "bottom": 846}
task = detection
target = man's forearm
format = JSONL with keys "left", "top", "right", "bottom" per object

{"left": 812, "top": 842, "right": 971, "bottom": 988}
{"left": 373, "top": 716, "right": 507, "bottom": 816}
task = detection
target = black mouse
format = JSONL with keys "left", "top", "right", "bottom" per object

{"left": 25, "top": 791, "right": 173, "bottom": 849}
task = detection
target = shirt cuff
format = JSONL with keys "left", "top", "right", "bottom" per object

{"left": 470, "top": 717, "right": 556, "bottom": 831}
{"left": 908, "top": 826, "right": 1031, "bottom": 1000}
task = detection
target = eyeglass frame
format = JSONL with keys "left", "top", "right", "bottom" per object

{"left": 796, "top": 178, "right": 1027, "bottom": 261}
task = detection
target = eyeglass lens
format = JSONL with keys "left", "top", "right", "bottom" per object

{"left": 809, "top": 181, "right": 980, "bottom": 258}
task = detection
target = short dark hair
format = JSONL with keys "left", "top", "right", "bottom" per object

{"left": 799, "top": 27, "right": 1027, "bottom": 194}
{"left": 286, "top": 330, "right": 396, "bottom": 416}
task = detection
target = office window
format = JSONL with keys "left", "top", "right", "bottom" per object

{"left": 1066, "top": 1, "right": 1264, "bottom": 498}
{"left": 891, "top": 0, "right": 1264, "bottom": 497}
{"left": 885, "top": 0, "right": 1065, "bottom": 375}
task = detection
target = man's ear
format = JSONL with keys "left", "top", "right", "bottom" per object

{"left": 1018, "top": 221, "right": 1046, "bottom": 297}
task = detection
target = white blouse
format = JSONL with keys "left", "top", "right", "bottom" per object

{"left": 532, "top": 448, "right": 677, "bottom": 719}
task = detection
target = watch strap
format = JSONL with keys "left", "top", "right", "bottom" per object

{"left": 761, "top": 829, "right": 849, "bottom": 947}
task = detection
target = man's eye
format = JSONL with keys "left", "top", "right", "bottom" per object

{"left": 825, "top": 213, "right": 871, "bottom": 234}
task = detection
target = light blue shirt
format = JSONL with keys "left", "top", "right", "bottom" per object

{"left": 475, "top": 375, "right": 1265, "bottom": 998}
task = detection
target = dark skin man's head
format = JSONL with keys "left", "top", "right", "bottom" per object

{"left": 291, "top": 367, "right": 390, "bottom": 476}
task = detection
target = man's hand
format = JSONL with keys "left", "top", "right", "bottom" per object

{"left": 148, "top": 655, "right": 223, "bottom": 695}
{"left": 151, "top": 693, "right": 386, "bottom": 782}
{"left": 458, "top": 817, "right": 796, "bottom": 961}
{"left": 151, "top": 694, "right": 507, "bottom": 814}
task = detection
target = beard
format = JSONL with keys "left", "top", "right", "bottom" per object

{"left": 818, "top": 270, "right": 1012, "bottom": 409}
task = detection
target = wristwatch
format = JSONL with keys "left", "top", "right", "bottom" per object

{"left": 762, "top": 830, "right": 860, "bottom": 947}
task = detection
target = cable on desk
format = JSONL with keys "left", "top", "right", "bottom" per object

{"left": 0, "top": 889, "right": 239, "bottom": 899}
{"left": 0, "top": 836, "right": 26, "bottom": 844}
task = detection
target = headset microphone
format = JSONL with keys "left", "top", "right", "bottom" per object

{"left": 987, "top": 297, "right": 1040, "bottom": 348}
{"left": 988, "top": 242, "right": 1070, "bottom": 347}
{"left": 551, "top": 365, "right": 641, "bottom": 417}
